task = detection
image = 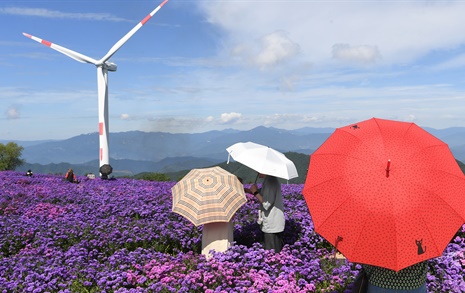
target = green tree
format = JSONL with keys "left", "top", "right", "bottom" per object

{"left": 0, "top": 142, "right": 25, "bottom": 171}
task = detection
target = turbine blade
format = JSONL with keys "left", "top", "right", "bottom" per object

{"left": 99, "top": 0, "right": 168, "bottom": 63}
{"left": 23, "top": 32, "right": 99, "bottom": 65}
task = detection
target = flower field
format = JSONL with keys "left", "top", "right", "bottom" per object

{"left": 1, "top": 171, "right": 464, "bottom": 293}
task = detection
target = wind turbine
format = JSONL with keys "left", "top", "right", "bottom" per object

{"left": 23, "top": 0, "right": 168, "bottom": 178}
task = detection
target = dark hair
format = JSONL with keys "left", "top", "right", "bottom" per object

{"left": 66, "top": 170, "right": 74, "bottom": 182}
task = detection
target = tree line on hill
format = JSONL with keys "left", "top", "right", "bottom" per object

{"left": 2, "top": 141, "right": 309, "bottom": 184}
{"left": 3, "top": 141, "right": 465, "bottom": 185}
{"left": 137, "top": 154, "right": 465, "bottom": 185}
{"left": 134, "top": 152, "right": 310, "bottom": 184}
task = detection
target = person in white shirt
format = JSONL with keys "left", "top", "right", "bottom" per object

{"left": 249, "top": 174, "right": 285, "bottom": 253}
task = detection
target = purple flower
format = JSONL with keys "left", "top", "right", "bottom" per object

{"left": 1, "top": 171, "right": 464, "bottom": 292}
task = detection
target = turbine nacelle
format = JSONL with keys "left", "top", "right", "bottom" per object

{"left": 102, "top": 62, "right": 117, "bottom": 72}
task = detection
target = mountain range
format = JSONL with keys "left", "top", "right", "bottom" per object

{"left": 5, "top": 125, "right": 465, "bottom": 180}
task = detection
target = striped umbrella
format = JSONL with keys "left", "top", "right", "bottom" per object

{"left": 171, "top": 166, "right": 247, "bottom": 226}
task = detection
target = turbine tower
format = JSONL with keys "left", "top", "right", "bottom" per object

{"left": 23, "top": 0, "right": 168, "bottom": 178}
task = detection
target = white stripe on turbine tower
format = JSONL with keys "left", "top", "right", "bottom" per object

{"left": 23, "top": 0, "right": 168, "bottom": 177}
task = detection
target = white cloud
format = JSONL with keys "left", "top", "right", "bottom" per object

{"left": 120, "top": 113, "right": 130, "bottom": 120}
{"left": 199, "top": 1, "right": 465, "bottom": 66}
{"left": 262, "top": 113, "right": 296, "bottom": 127}
{"left": 0, "top": 7, "right": 127, "bottom": 22}
{"left": 406, "top": 114, "right": 416, "bottom": 122}
{"left": 255, "top": 31, "right": 300, "bottom": 69}
{"left": 332, "top": 44, "right": 381, "bottom": 64}
{"left": 5, "top": 106, "right": 20, "bottom": 119}
{"left": 229, "top": 31, "right": 300, "bottom": 71}
{"left": 143, "top": 116, "right": 231, "bottom": 133}
{"left": 220, "top": 112, "right": 242, "bottom": 124}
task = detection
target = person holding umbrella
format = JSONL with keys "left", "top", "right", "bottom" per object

{"left": 302, "top": 118, "right": 465, "bottom": 293}
{"left": 226, "top": 141, "right": 298, "bottom": 253}
{"left": 171, "top": 167, "right": 247, "bottom": 259}
{"left": 249, "top": 173, "right": 285, "bottom": 253}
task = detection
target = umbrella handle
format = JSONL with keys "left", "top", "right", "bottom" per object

{"left": 333, "top": 236, "right": 343, "bottom": 260}
{"left": 386, "top": 159, "right": 391, "bottom": 178}
{"left": 254, "top": 173, "right": 259, "bottom": 183}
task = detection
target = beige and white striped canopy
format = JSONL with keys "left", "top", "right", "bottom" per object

{"left": 171, "top": 166, "right": 247, "bottom": 226}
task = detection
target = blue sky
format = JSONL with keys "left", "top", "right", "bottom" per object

{"left": 1, "top": 0, "right": 465, "bottom": 140}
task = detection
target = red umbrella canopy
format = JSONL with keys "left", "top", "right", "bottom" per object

{"left": 303, "top": 117, "right": 465, "bottom": 271}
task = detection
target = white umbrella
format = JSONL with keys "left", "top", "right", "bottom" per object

{"left": 226, "top": 142, "right": 298, "bottom": 180}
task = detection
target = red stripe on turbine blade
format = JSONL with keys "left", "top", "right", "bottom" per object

{"left": 141, "top": 15, "right": 152, "bottom": 25}
{"left": 23, "top": 33, "right": 32, "bottom": 38}
{"left": 160, "top": 0, "right": 168, "bottom": 7}
{"left": 41, "top": 40, "right": 52, "bottom": 47}
{"left": 99, "top": 122, "right": 103, "bottom": 135}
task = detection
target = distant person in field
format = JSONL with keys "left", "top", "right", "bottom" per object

{"left": 65, "top": 168, "right": 78, "bottom": 183}
{"left": 25, "top": 169, "right": 33, "bottom": 177}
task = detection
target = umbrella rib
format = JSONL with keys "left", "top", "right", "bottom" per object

{"left": 314, "top": 180, "right": 367, "bottom": 230}
{"left": 414, "top": 208, "right": 440, "bottom": 258}
{"left": 309, "top": 153, "right": 371, "bottom": 232}
{"left": 406, "top": 144, "right": 452, "bottom": 165}
{"left": 415, "top": 167, "right": 465, "bottom": 223}
{"left": 308, "top": 153, "right": 368, "bottom": 190}
{"left": 430, "top": 163, "right": 465, "bottom": 181}
{"left": 335, "top": 125, "right": 387, "bottom": 160}
{"left": 350, "top": 211, "right": 373, "bottom": 263}
{"left": 413, "top": 179, "right": 463, "bottom": 252}
{"left": 173, "top": 210, "right": 199, "bottom": 226}
{"left": 389, "top": 179, "right": 457, "bottom": 270}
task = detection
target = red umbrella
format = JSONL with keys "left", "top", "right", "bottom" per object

{"left": 303, "top": 117, "right": 465, "bottom": 271}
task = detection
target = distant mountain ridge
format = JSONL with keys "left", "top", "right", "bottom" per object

{"left": 7, "top": 125, "right": 465, "bottom": 177}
